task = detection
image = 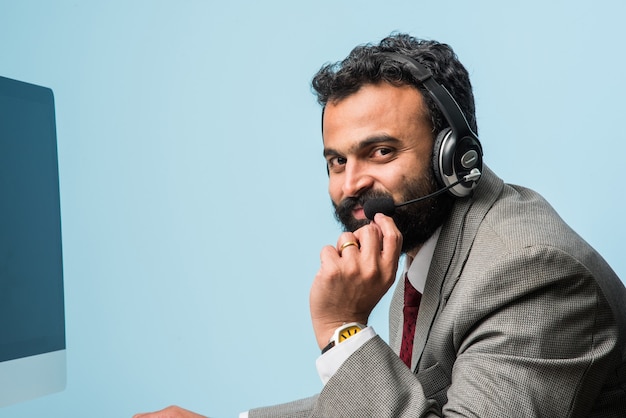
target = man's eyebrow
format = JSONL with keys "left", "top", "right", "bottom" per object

{"left": 323, "top": 134, "right": 402, "bottom": 158}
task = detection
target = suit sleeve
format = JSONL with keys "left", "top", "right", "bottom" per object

{"left": 313, "top": 336, "right": 440, "bottom": 417}
{"left": 248, "top": 395, "right": 318, "bottom": 418}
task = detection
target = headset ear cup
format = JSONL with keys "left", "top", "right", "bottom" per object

{"left": 432, "top": 127, "right": 452, "bottom": 187}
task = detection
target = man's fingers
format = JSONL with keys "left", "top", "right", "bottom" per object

{"left": 373, "top": 213, "right": 403, "bottom": 259}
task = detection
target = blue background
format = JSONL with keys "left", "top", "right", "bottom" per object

{"left": 1, "top": 1, "right": 625, "bottom": 417}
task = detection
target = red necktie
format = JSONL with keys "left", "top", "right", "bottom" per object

{"left": 399, "top": 274, "right": 422, "bottom": 368}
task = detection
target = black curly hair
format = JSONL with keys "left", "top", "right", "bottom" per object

{"left": 311, "top": 33, "right": 477, "bottom": 136}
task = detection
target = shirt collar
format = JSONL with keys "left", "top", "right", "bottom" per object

{"left": 403, "top": 228, "right": 441, "bottom": 293}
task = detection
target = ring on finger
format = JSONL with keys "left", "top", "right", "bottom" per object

{"left": 339, "top": 241, "right": 360, "bottom": 255}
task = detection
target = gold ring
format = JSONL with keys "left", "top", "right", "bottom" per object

{"left": 339, "top": 241, "right": 359, "bottom": 254}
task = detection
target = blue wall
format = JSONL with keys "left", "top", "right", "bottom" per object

{"left": 1, "top": 1, "right": 625, "bottom": 417}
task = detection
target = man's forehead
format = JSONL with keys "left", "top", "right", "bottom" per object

{"left": 324, "top": 84, "right": 427, "bottom": 124}
{"left": 322, "top": 84, "right": 430, "bottom": 149}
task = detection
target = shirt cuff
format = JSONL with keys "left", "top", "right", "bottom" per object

{"left": 315, "top": 326, "right": 376, "bottom": 385}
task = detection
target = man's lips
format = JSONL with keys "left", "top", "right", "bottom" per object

{"left": 352, "top": 205, "right": 366, "bottom": 220}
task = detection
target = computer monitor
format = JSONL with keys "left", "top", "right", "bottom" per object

{"left": 0, "top": 75, "right": 66, "bottom": 407}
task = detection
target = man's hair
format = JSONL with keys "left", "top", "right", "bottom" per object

{"left": 311, "top": 33, "right": 477, "bottom": 135}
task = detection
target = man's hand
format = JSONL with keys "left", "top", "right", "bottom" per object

{"left": 133, "top": 405, "right": 207, "bottom": 418}
{"left": 310, "top": 213, "right": 403, "bottom": 349}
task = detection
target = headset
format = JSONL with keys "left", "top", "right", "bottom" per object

{"left": 381, "top": 52, "right": 483, "bottom": 197}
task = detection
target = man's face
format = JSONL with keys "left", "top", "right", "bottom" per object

{"left": 322, "top": 82, "right": 452, "bottom": 253}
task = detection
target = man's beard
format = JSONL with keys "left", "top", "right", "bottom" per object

{"left": 333, "top": 168, "right": 454, "bottom": 253}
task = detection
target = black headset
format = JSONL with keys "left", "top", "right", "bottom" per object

{"left": 381, "top": 52, "right": 483, "bottom": 197}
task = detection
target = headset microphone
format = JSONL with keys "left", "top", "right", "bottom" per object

{"left": 363, "top": 168, "right": 481, "bottom": 220}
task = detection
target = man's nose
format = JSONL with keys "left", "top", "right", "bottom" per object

{"left": 342, "top": 161, "right": 374, "bottom": 197}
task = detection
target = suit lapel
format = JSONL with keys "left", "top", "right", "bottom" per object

{"left": 389, "top": 269, "right": 405, "bottom": 354}
{"left": 410, "top": 202, "right": 469, "bottom": 370}
{"left": 410, "top": 166, "right": 504, "bottom": 371}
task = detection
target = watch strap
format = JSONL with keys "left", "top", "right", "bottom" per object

{"left": 321, "top": 340, "right": 335, "bottom": 354}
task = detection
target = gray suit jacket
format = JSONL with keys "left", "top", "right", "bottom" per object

{"left": 250, "top": 167, "right": 626, "bottom": 417}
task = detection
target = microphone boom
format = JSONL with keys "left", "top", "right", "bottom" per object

{"left": 363, "top": 168, "right": 481, "bottom": 220}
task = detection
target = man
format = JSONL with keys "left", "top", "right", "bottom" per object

{"left": 135, "top": 33, "right": 626, "bottom": 417}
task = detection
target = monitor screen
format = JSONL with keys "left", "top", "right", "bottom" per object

{"left": 0, "top": 75, "right": 66, "bottom": 407}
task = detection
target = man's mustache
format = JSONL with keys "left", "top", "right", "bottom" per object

{"left": 335, "top": 190, "right": 391, "bottom": 214}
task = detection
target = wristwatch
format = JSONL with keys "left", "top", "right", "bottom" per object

{"left": 321, "top": 322, "right": 366, "bottom": 354}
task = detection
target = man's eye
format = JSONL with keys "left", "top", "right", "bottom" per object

{"left": 328, "top": 156, "right": 347, "bottom": 167}
{"left": 373, "top": 148, "right": 393, "bottom": 158}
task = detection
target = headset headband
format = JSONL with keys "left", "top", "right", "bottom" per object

{"left": 380, "top": 52, "right": 478, "bottom": 142}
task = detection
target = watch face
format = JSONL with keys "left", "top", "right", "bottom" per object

{"left": 338, "top": 326, "right": 361, "bottom": 342}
